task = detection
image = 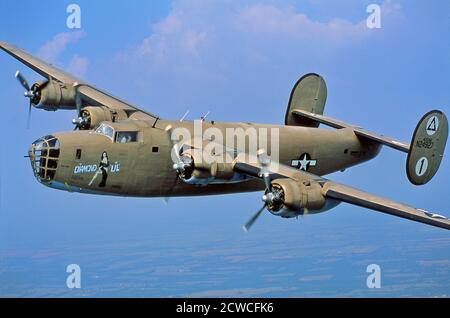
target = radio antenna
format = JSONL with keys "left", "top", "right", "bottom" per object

{"left": 180, "top": 110, "right": 190, "bottom": 122}
{"left": 200, "top": 111, "right": 210, "bottom": 122}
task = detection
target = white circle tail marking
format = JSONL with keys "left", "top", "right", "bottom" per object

{"left": 415, "top": 157, "right": 428, "bottom": 177}
{"left": 426, "top": 116, "right": 439, "bottom": 136}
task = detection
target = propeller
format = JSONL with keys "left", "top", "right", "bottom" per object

{"left": 14, "top": 71, "right": 51, "bottom": 128}
{"left": 163, "top": 125, "right": 194, "bottom": 202}
{"left": 165, "top": 125, "right": 194, "bottom": 175}
{"left": 243, "top": 186, "right": 285, "bottom": 233}
{"left": 15, "top": 71, "right": 35, "bottom": 128}
{"left": 243, "top": 150, "right": 281, "bottom": 232}
{"left": 72, "top": 109, "right": 90, "bottom": 130}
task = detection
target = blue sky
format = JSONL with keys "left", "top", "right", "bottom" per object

{"left": 0, "top": 0, "right": 449, "bottom": 297}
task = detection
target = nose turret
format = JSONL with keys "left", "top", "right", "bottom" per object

{"left": 28, "top": 135, "right": 60, "bottom": 183}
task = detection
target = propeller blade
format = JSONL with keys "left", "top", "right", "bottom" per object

{"left": 76, "top": 95, "right": 81, "bottom": 117}
{"left": 26, "top": 101, "right": 32, "bottom": 129}
{"left": 262, "top": 174, "right": 272, "bottom": 192}
{"left": 257, "top": 151, "right": 272, "bottom": 191}
{"left": 173, "top": 142, "right": 181, "bottom": 163}
{"left": 39, "top": 79, "right": 50, "bottom": 90}
{"left": 163, "top": 174, "right": 179, "bottom": 203}
{"left": 165, "top": 125, "right": 182, "bottom": 164}
{"left": 15, "top": 71, "right": 30, "bottom": 91}
{"left": 74, "top": 85, "right": 82, "bottom": 117}
{"left": 243, "top": 204, "right": 266, "bottom": 233}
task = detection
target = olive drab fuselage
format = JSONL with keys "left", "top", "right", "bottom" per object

{"left": 29, "top": 119, "right": 381, "bottom": 197}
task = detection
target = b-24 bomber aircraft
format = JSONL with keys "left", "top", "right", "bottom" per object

{"left": 1, "top": 41, "right": 449, "bottom": 232}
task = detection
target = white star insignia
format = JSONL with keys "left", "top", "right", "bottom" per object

{"left": 291, "top": 154, "right": 317, "bottom": 171}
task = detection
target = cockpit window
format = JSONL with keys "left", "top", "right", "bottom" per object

{"left": 115, "top": 131, "right": 138, "bottom": 143}
{"left": 95, "top": 123, "right": 114, "bottom": 139}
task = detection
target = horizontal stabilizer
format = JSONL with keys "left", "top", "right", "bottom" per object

{"left": 291, "top": 109, "right": 410, "bottom": 152}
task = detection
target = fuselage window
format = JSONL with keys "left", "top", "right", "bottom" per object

{"left": 116, "top": 131, "right": 138, "bottom": 143}
{"left": 96, "top": 124, "right": 114, "bottom": 139}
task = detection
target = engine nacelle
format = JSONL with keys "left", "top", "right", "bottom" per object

{"left": 77, "top": 106, "right": 128, "bottom": 130}
{"left": 268, "top": 178, "right": 339, "bottom": 218}
{"left": 178, "top": 148, "right": 246, "bottom": 185}
{"left": 32, "top": 81, "right": 77, "bottom": 110}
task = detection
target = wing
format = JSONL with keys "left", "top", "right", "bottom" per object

{"left": 322, "top": 182, "right": 450, "bottom": 230}
{"left": 233, "top": 154, "right": 450, "bottom": 231}
{"left": 0, "top": 41, "right": 159, "bottom": 120}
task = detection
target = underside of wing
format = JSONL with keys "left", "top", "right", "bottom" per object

{"left": 322, "top": 182, "right": 450, "bottom": 230}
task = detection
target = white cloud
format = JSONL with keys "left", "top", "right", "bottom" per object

{"left": 381, "top": 0, "right": 402, "bottom": 16}
{"left": 37, "top": 31, "right": 86, "bottom": 62}
{"left": 233, "top": 1, "right": 402, "bottom": 44}
{"left": 37, "top": 31, "right": 89, "bottom": 78}
{"left": 118, "top": 0, "right": 402, "bottom": 67}
{"left": 234, "top": 4, "right": 363, "bottom": 39}
{"left": 67, "top": 55, "right": 89, "bottom": 78}
{"left": 107, "top": 0, "right": 404, "bottom": 119}
{"left": 132, "top": 8, "right": 212, "bottom": 63}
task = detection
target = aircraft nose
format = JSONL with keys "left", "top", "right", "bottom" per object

{"left": 28, "top": 135, "right": 60, "bottom": 183}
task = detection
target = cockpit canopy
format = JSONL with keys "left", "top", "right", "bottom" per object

{"left": 95, "top": 123, "right": 114, "bottom": 139}
{"left": 95, "top": 122, "right": 140, "bottom": 143}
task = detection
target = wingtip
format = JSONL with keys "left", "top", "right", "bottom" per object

{"left": 0, "top": 41, "right": 13, "bottom": 53}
